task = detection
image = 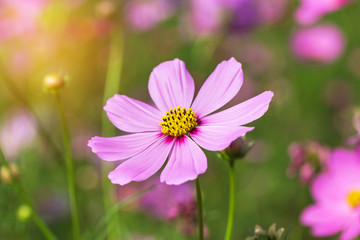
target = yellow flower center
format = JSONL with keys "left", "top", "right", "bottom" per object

{"left": 159, "top": 106, "right": 198, "bottom": 137}
{"left": 347, "top": 190, "right": 360, "bottom": 208}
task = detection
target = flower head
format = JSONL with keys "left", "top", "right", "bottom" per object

{"left": 88, "top": 58, "right": 273, "bottom": 185}
{"left": 139, "top": 179, "right": 194, "bottom": 220}
{"left": 0, "top": 0, "right": 47, "bottom": 41}
{"left": 291, "top": 24, "right": 345, "bottom": 64}
{"left": 125, "top": 0, "right": 175, "bottom": 31}
{"left": 295, "top": 0, "right": 352, "bottom": 25}
{"left": 245, "top": 223, "right": 284, "bottom": 240}
{"left": 0, "top": 109, "right": 37, "bottom": 159}
{"left": 301, "top": 147, "right": 360, "bottom": 240}
{"left": 287, "top": 141, "right": 330, "bottom": 185}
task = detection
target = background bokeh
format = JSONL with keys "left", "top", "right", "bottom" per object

{"left": 1, "top": 0, "right": 360, "bottom": 239}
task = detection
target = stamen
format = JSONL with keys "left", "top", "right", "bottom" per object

{"left": 159, "top": 106, "right": 198, "bottom": 137}
{"left": 347, "top": 190, "right": 360, "bottom": 208}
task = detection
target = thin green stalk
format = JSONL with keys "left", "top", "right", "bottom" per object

{"left": 224, "top": 164, "right": 235, "bottom": 240}
{"left": 0, "top": 71, "right": 62, "bottom": 159}
{"left": 88, "top": 186, "right": 153, "bottom": 240}
{"left": 0, "top": 146, "right": 57, "bottom": 240}
{"left": 195, "top": 178, "right": 204, "bottom": 240}
{"left": 55, "top": 94, "right": 80, "bottom": 240}
{"left": 101, "top": 29, "right": 125, "bottom": 240}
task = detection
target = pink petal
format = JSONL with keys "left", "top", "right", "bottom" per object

{"left": 301, "top": 205, "right": 347, "bottom": 237}
{"left": 190, "top": 125, "right": 254, "bottom": 151}
{"left": 108, "top": 136, "right": 175, "bottom": 185}
{"left": 340, "top": 219, "right": 360, "bottom": 240}
{"left": 191, "top": 58, "right": 243, "bottom": 118}
{"left": 329, "top": 148, "right": 360, "bottom": 173}
{"left": 201, "top": 91, "right": 274, "bottom": 126}
{"left": 311, "top": 173, "right": 351, "bottom": 209}
{"left": 104, "top": 94, "right": 162, "bottom": 133}
{"left": 160, "top": 136, "right": 207, "bottom": 185}
{"left": 88, "top": 132, "right": 162, "bottom": 161}
{"left": 148, "top": 59, "right": 195, "bottom": 113}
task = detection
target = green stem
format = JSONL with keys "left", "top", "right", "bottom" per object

{"left": 0, "top": 146, "right": 57, "bottom": 240}
{"left": 195, "top": 178, "right": 204, "bottom": 240}
{"left": 55, "top": 94, "right": 80, "bottom": 240}
{"left": 0, "top": 71, "right": 62, "bottom": 159}
{"left": 101, "top": 29, "right": 125, "bottom": 240}
{"left": 224, "top": 164, "right": 235, "bottom": 240}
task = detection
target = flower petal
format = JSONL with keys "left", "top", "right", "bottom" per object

{"left": 104, "top": 94, "right": 162, "bottom": 133}
{"left": 340, "top": 220, "right": 360, "bottom": 240}
{"left": 191, "top": 57, "right": 243, "bottom": 118}
{"left": 201, "top": 91, "right": 274, "bottom": 126}
{"left": 88, "top": 132, "right": 162, "bottom": 161}
{"left": 108, "top": 136, "right": 175, "bottom": 185}
{"left": 148, "top": 59, "right": 195, "bottom": 113}
{"left": 190, "top": 125, "right": 254, "bottom": 151}
{"left": 301, "top": 205, "right": 347, "bottom": 237}
{"left": 160, "top": 135, "right": 207, "bottom": 185}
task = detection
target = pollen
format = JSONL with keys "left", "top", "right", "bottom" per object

{"left": 160, "top": 106, "right": 198, "bottom": 137}
{"left": 347, "top": 190, "right": 360, "bottom": 208}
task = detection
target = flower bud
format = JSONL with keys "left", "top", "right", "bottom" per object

{"left": 17, "top": 204, "right": 32, "bottom": 222}
{"left": 220, "top": 137, "right": 254, "bottom": 165}
{"left": 287, "top": 141, "right": 330, "bottom": 185}
{"left": 1, "top": 166, "right": 12, "bottom": 184}
{"left": 43, "top": 73, "right": 66, "bottom": 93}
{"left": 246, "top": 223, "right": 284, "bottom": 240}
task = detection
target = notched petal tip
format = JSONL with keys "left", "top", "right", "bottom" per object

{"left": 161, "top": 173, "right": 200, "bottom": 185}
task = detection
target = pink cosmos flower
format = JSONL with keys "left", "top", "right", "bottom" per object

{"left": 0, "top": 0, "right": 47, "bottom": 41}
{"left": 125, "top": 0, "right": 175, "bottom": 31}
{"left": 295, "top": 0, "right": 352, "bottom": 25}
{"left": 190, "top": 0, "right": 223, "bottom": 35}
{"left": 140, "top": 180, "right": 194, "bottom": 219}
{"left": 0, "top": 109, "right": 37, "bottom": 159}
{"left": 291, "top": 24, "right": 345, "bottom": 63}
{"left": 287, "top": 141, "right": 330, "bottom": 185}
{"left": 88, "top": 58, "right": 273, "bottom": 185}
{"left": 301, "top": 147, "right": 360, "bottom": 240}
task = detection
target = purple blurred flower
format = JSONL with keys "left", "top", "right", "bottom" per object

{"left": 0, "top": 0, "right": 47, "bottom": 41}
{"left": 287, "top": 141, "right": 330, "bottom": 184}
{"left": 295, "top": 0, "right": 352, "bottom": 25}
{"left": 140, "top": 180, "right": 194, "bottom": 220}
{"left": 227, "top": 0, "right": 287, "bottom": 32}
{"left": 301, "top": 147, "right": 360, "bottom": 240}
{"left": 125, "top": 0, "right": 175, "bottom": 31}
{"left": 291, "top": 24, "right": 345, "bottom": 63}
{"left": 0, "top": 109, "right": 37, "bottom": 159}
{"left": 191, "top": 0, "right": 287, "bottom": 35}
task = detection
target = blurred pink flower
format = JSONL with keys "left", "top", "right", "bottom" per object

{"left": 291, "top": 24, "right": 345, "bottom": 63}
{"left": 140, "top": 180, "right": 194, "bottom": 219}
{"left": 0, "top": 109, "right": 37, "bottom": 159}
{"left": 301, "top": 147, "right": 360, "bottom": 240}
{"left": 88, "top": 58, "right": 273, "bottom": 185}
{"left": 287, "top": 141, "right": 330, "bottom": 184}
{"left": 190, "top": 0, "right": 223, "bottom": 35}
{"left": 125, "top": 0, "right": 175, "bottom": 31}
{"left": 0, "top": 0, "right": 47, "bottom": 41}
{"left": 295, "top": 0, "right": 352, "bottom": 25}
